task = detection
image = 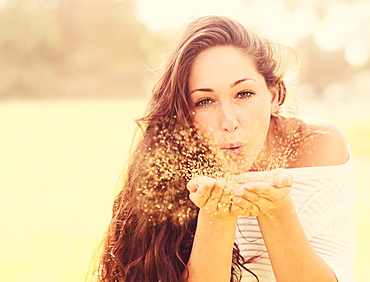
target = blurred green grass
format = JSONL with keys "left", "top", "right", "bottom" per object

{"left": 0, "top": 100, "right": 368, "bottom": 281}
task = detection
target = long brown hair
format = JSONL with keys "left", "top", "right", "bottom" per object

{"left": 93, "top": 15, "right": 292, "bottom": 282}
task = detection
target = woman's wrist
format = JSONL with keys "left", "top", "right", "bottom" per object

{"left": 197, "top": 209, "right": 238, "bottom": 227}
{"left": 257, "top": 194, "right": 295, "bottom": 222}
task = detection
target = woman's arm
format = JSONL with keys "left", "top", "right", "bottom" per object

{"left": 232, "top": 174, "right": 338, "bottom": 282}
{"left": 257, "top": 195, "right": 337, "bottom": 282}
{"left": 185, "top": 178, "right": 238, "bottom": 282}
{"left": 186, "top": 212, "right": 237, "bottom": 281}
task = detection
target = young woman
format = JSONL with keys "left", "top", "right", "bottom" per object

{"left": 93, "top": 16, "right": 357, "bottom": 282}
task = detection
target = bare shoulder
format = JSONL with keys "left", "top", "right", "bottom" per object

{"left": 282, "top": 115, "right": 349, "bottom": 168}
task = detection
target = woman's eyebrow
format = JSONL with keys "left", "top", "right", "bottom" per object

{"left": 230, "top": 77, "right": 255, "bottom": 88}
{"left": 190, "top": 77, "right": 256, "bottom": 95}
{"left": 189, "top": 88, "right": 213, "bottom": 95}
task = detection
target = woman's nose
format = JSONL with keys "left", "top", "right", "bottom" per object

{"left": 220, "top": 104, "right": 239, "bottom": 132}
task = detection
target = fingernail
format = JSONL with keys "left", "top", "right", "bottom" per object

{"left": 233, "top": 197, "right": 241, "bottom": 203}
{"left": 277, "top": 176, "right": 284, "bottom": 186}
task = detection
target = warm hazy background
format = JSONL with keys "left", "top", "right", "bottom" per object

{"left": 0, "top": 0, "right": 369, "bottom": 281}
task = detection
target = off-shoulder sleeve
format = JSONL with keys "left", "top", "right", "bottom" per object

{"left": 289, "top": 157, "right": 357, "bottom": 282}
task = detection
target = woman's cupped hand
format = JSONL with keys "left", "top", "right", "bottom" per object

{"left": 186, "top": 169, "right": 293, "bottom": 218}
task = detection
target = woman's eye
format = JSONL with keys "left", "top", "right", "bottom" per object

{"left": 236, "top": 90, "right": 254, "bottom": 99}
{"left": 195, "top": 98, "right": 213, "bottom": 108}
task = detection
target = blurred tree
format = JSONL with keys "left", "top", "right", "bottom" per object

{"left": 0, "top": 0, "right": 161, "bottom": 99}
{"left": 0, "top": 2, "right": 62, "bottom": 99}
{"left": 56, "top": 0, "right": 158, "bottom": 99}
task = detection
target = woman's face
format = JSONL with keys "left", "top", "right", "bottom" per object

{"left": 188, "top": 46, "right": 278, "bottom": 174}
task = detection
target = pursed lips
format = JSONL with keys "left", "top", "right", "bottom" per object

{"left": 221, "top": 143, "right": 244, "bottom": 155}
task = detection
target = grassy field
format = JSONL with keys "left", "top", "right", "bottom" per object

{"left": 0, "top": 100, "right": 368, "bottom": 281}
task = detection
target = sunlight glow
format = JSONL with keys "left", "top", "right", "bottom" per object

{"left": 41, "top": 0, "right": 59, "bottom": 10}
{"left": 345, "top": 38, "right": 369, "bottom": 66}
{"left": 313, "top": 2, "right": 354, "bottom": 51}
{"left": 0, "top": 0, "right": 10, "bottom": 10}
{"left": 135, "top": 0, "right": 247, "bottom": 32}
{"left": 135, "top": 0, "right": 319, "bottom": 47}
{"left": 313, "top": 1, "right": 370, "bottom": 54}
{"left": 253, "top": 1, "right": 318, "bottom": 46}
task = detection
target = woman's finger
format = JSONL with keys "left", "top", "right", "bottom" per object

{"left": 204, "top": 179, "right": 225, "bottom": 208}
{"left": 216, "top": 182, "right": 234, "bottom": 213}
{"left": 239, "top": 182, "right": 291, "bottom": 202}
{"left": 188, "top": 177, "right": 216, "bottom": 207}
{"left": 232, "top": 181, "right": 292, "bottom": 216}
{"left": 266, "top": 169, "right": 293, "bottom": 188}
{"left": 231, "top": 196, "right": 260, "bottom": 216}
{"left": 187, "top": 176, "right": 215, "bottom": 193}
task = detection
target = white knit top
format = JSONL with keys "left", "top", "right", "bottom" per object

{"left": 235, "top": 157, "right": 358, "bottom": 282}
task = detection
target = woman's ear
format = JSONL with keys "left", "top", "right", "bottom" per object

{"left": 269, "top": 86, "right": 280, "bottom": 114}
